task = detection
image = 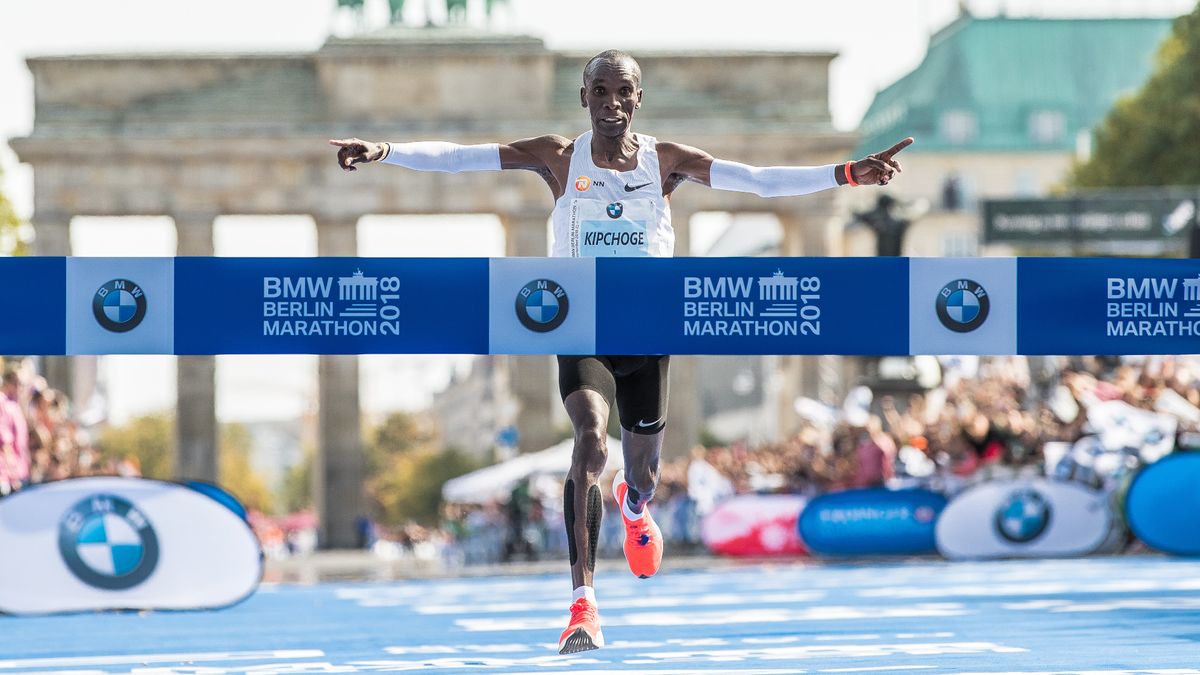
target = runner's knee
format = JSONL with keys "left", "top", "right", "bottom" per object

{"left": 571, "top": 424, "right": 608, "bottom": 476}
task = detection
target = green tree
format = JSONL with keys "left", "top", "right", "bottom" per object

{"left": 280, "top": 448, "right": 313, "bottom": 513}
{"left": 368, "top": 410, "right": 435, "bottom": 467}
{"left": 98, "top": 412, "right": 173, "bottom": 480}
{"left": 365, "top": 411, "right": 480, "bottom": 525}
{"left": 219, "top": 423, "right": 275, "bottom": 514}
{"left": 1073, "top": 5, "right": 1200, "bottom": 187}
{"left": 0, "top": 167, "right": 28, "bottom": 256}
{"left": 370, "top": 446, "right": 479, "bottom": 526}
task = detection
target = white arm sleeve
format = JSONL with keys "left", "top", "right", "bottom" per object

{"left": 708, "top": 158, "right": 840, "bottom": 198}
{"left": 379, "top": 141, "right": 502, "bottom": 173}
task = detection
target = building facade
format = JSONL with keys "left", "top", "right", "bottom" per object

{"left": 851, "top": 15, "right": 1173, "bottom": 257}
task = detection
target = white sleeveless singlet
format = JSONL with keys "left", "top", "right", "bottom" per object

{"left": 549, "top": 130, "right": 674, "bottom": 258}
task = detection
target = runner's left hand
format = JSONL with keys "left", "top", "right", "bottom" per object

{"left": 851, "top": 137, "right": 913, "bottom": 186}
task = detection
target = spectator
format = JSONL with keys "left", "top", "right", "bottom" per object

{"left": 1, "top": 370, "right": 29, "bottom": 495}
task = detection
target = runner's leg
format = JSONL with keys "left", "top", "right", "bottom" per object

{"left": 558, "top": 356, "right": 616, "bottom": 589}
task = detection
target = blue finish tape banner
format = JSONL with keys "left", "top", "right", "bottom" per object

{"left": 174, "top": 257, "right": 489, "bottom": 354}
{"left": 1019, "top": 258, "right": 1200, "bottom": 355}
{"left": 3, "top": 256, "right": 1200, "bottom": 355}
{"left": 596, "top": 257, "right": 909, "bottom": 355}
{"left": 1125, "top": 452, "right": 1200, "bottom": 556}
{"left": 0, "top": 256, "right": 65, "bottom": 355}
{"left": 798, "top": 488, "right": 946, "bottom": 557}
{"left": 0, "top": 477, "right": 261, "bottom": 615}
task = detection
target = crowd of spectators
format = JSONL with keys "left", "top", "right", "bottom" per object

{"left": 8, "top": 352, "right": 1200, "bottom": 565}
{"left": 431, "top": 355, "right": 1200, "bottom": 565}
{"left": 0, "top": 356, "right": 136, "bottom": 497}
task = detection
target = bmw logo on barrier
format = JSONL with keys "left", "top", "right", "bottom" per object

{"left": 607, "top": 202, "right": 624, "bottom": 219}
{"left": 516, "top": 279, "right": 569, "bottom": 333}
{"left": 936, "top": 278, "right": 989, "bottom": 333}
{"left": 93, "top": 279, "right": 147, "bottom": 333}
{"left": 993, "top": 488, "right": 1051, "bottom": 544}
{"left": 58, "top": 494, "right": 160, "bottom": 590}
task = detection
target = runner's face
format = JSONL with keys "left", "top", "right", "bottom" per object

{"left": 581, "top": 61, "right": 642, "bottom": 139}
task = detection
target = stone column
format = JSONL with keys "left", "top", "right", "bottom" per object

{"left": 314, "top": 215, "right": 366, "bottom": 549}
{"left": 663, "top": 211, "right": 700, "bottom": 460}
{"left": 32, "top": 212, "right": 73, "bottom": 396}
{"left": 777, "top": 206, "right": 848, "bottom": 438}
{"left": 174, "top": 213, "right": 219, "bottom": 482}
{"left": 775, "top": 210, "right": 818, "bottom": 438}
{"left": 500, "top": 212, "right": 558, "bottom": 453}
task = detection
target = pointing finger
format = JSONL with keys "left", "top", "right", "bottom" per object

{"left": 880, "top": 137, "right": 914, "bottom": 159}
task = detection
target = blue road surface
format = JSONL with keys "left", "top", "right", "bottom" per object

{"left": 4, "top": 557, "right": 1200, "bottom": 673}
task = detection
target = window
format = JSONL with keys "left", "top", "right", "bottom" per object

{"left": 1013, "top": 170, "right": 1039, "bottom": 197}
{"left": 939, "top": 110, "right": 977, "bottom": 144}
{"left": 943, "top": 232, "right": 978, "bottom": 257}
{"left": 1028, "top": 110, "right": 1066, "bottom": 144}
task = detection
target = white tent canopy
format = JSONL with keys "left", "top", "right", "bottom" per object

{"left": 442, "top": 435, "right": 624, "bottom": 504}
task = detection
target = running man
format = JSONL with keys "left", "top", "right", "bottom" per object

{"left": 330, "top": 49, "right": 910, "bottom": 654}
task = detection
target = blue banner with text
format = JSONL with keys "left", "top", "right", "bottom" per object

{"left": 1, "top": 256, "right": 1199, "bottom": 355}
{"left": 595, "top": 257, "right": 909, "bottom": 355}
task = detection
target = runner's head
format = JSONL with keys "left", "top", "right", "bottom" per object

{"left": 581, "top": 50, "right": 643, "bottom": 139}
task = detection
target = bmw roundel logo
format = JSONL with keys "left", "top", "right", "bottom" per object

{"left": 58, "top": 494, "right": 160, "bottom": 590}
{"left": 606, "top": 202, "right": 624, "bottom": 219}
{"left": 993, "top": 488, "right": 1051, "bottom": 544}
{"left": 93, "top": 279, "right": 147, "bottom": 333}
{"left": 936, "top": 279, "right": 989, "bottom": 333}
{"left": 516, "top": 279, "right": 569, "bottom": 333}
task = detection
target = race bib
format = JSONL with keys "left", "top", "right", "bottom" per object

{"left": 570, "top": 198, "right": 654, "bottom": 257}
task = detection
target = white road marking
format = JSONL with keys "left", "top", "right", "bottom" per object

{"left": 859, "top": 577, "right": 1200, "bottom": 599}
{"left": 816, "top": 662, "right": 936, "bottom": 667}
{"left": 0, "top": 651, "right": 324, "bottom": 670}
{"left": 414, "top": 590, "right": 827, "bottom": 614}
{"left": 457, "top": 604, "right": 969, "bottom": 631}
{"left": 630, "top": 642, "right": 1026, "bottom": 663}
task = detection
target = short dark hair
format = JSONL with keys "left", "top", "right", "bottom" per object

{"left": 583, "top": 50, "right": 641, "bottom": 86}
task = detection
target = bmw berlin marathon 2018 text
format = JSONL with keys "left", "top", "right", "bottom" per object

{"left": 1106, "top": 274, "right": 1200, "bottom": 337}
{"left": 682, "top": 270, "right": 821, "bottom": 337}
{"left": 261, "top": 270, "right": 402, "bottom": 337}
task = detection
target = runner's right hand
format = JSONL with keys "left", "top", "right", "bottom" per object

{"left": 328, "top": 138, "right": 386, "bottom": 172}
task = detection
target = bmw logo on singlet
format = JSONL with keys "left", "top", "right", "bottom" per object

{"left": 58, "top": 494, "right": 160, "bottom": 590}
{"left": 93, "top": 279, "right": 148, "bottom": 333}
{"left": 936, "top": 279, "right": 989, "bottom": 333}
{"left": 516, "top": 279, "right": 569, "bottom": 333}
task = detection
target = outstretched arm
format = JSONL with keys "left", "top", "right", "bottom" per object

{"left": 328, "top": 136, "right": 570, "bottom": 175}
{"left": 659, "top": 137, "right": 914, "bottom": 197}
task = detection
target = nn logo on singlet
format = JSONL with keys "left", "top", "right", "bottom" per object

{"left": 574, "top": 176, "right": 605, "bottom": 191}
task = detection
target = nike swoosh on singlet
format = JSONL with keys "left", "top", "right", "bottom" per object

{"left": 623, "top": 182, "right": 653, "bottom": 192}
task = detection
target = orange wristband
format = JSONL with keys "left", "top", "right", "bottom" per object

{"left": 844, "top": 161, "right": 859, "bottom": 187}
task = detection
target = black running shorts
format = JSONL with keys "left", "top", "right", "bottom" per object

{"left": 557, "top": 355, "right": 670, "bottom": 435}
